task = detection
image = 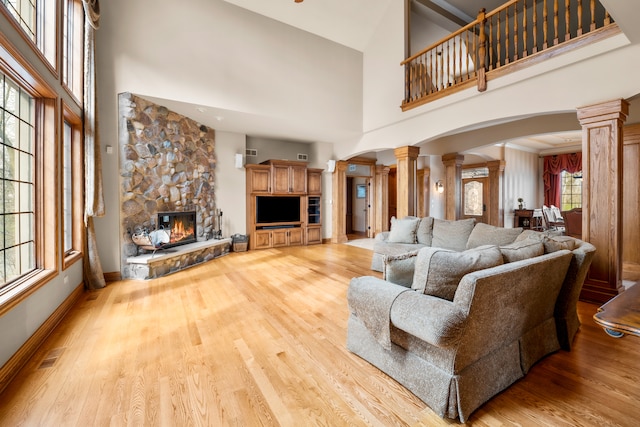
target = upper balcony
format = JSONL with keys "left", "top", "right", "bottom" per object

{"left": 402, "top": 0, "right": 619, "bottom": 111}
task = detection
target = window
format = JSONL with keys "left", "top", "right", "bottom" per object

{"left": 0, "top": 56, "right": 57, "bottom": 312}
{"left": 1, "top": 0, "right": 36, "bottom": 42}
{"left": 62, "top": 0, "right": 84, "bottom": 99}
{"left": 1, "top": 0, "right": 57, "bottom": 71}
{"left": 62, "top": 104, "right": 83, "bottom": 268}
{"left": 560, "top": 170, "right": 582, "bottom": 211}
{"left": 1, "top": 72, "right": 35, "bottom": 288}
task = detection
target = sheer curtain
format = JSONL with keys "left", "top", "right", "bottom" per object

{"left": 83, "top": 0, "right": 106, "bottom": 290}
{"left": 543, "top": 153, "right": 582, "bottom": 207}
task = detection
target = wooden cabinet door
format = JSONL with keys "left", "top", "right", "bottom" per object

{"left": 272, "top": 229, "right": 289, "bottom": 247}
{"left": 288, "top": 228, "right": 304, "bottom": 246}
{"left": 248, "top": 167, "right": 271, "bottom": 193}
{"left": 272, "top": 165, "right": 291, "bottom": 193}
{"left": 307, "top": 169, "right": 322, "bottom": 195}
{"left": 306, "top": 227, "right": 321, "bottom": 245}
{"left": 290, "top": 165, "right": 307, "bottom": 194}
{"left": 254, "top": 230, "right": 272, "bottom": 249}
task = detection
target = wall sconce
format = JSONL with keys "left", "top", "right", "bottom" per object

{"left": 435, "top": 180, "right": 445, "bottom": 194}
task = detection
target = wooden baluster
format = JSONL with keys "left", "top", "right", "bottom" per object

{"left": 565, "top": 0, "right": 570, "bottom": 42}
{"left": 513, "top": 2, "right": 519, "bottom": 60}
{"left": 543, "top": 0, "right": 548, "bottom": 49}
{"left": 477, "top": 10, "right": 487, "bottom": 92}
{"left": 453, "top": 36, "right": 458, "bottom": 85}
{"left": 604, "top": 10, "right": 611, "bottom": 26}
{"left": 533, "top": 0, "right": 538, "bottom": 53}
{"left": 439, "top": 45, "right": 444, "bottom": 90}
{"left": 489, "top": 16, "right": 494, "bottom": 70}
{"left": 505, "top": 8, "right": 510, "bottom": 64}
{"left": 591, "top": 0, "right": 598, "bottom": 30}
{"left": 577, "top": 0, "right": 583, "bottom": 36}
{"left": 497, "top": 12, "right": 502, "bottom": 67}
{"left": 554, "top": 0, "right": 559, "bottom": 45}
{"left": 427, "top": 50, "right": 438, "bottom": 93}
{"left": 522, "top": 0, "right": 528, "bottom": 58}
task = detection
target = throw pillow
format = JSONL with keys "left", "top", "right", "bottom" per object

{"left": 416, "top": 217, "right": 434, "bottom": 245}
{"left": 431, "top": 218, "right": 476, "bottom": 251}
{"left": 518, "top": 232, "right": 577, "bottom": 253}
{"left": 500, "top": 238, "right": 544, "bottom": 263}
{"left": 388, "top": 216, "right": 421, "bottom": 244}
{"left": 466, "top": 223, "right": 523, "bottom": 249}
{"left": 411, "top": 245, "right": 504, "bottom": 301}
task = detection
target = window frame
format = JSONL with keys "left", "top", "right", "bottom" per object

{"left": 0, "top": 0, "right": 59, "bottom": 78}
{"left": 0, "top": 31, "right": 58, "bottom": 316}
{"left": 61, "top": 102, "right": 83, "bottom": 269}
{"left": 61, "top": 0, "right": 83, "bottom": 103}
{"left": 560, "top": 170, "right": 583, "bottom": 211}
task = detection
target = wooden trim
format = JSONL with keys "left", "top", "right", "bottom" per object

{"left": 104, "top": 272, "right": 122, "bottom": 283}
{"left": 0, "top": 283, "right": 84, "bottom": 394}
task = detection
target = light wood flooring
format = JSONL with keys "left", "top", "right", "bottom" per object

{"left": 0, "top": 243, "right": 639, "bottom": 426}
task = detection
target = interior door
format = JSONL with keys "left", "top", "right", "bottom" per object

{"left": 462, "top": 177, "right": 489, "bottom": 224}
{"left": 346, "top": 177, "right": 353, "bottom": 234}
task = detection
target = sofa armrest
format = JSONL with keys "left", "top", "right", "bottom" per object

{"left": 383, "top": 249, "right": 420, "bottom": 287}
{"left": 390, "top": 291, "right": 466, "bottom": 347}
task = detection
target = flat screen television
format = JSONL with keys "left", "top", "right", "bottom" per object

{"left": 256, "top": 196, "right": 301, "bottom": 224}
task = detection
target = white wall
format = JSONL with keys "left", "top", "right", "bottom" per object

{"left": 96, "top": 0, "right": 362, "bottom": 272}
{"left": 504, "top": 147, "right": 540, "bottom": 228}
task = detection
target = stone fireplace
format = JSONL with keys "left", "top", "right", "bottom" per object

{"left": 119, "top": 93, "right": 229, "bottom": 279}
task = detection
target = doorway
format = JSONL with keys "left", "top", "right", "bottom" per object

{"left": 347, "top": 176, "right": 370, "bottom": 240}
{"left": 461, "top": 177, "right": 489, "bottom": 224}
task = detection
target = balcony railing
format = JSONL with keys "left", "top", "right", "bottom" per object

{"left": 402, "top": 0, "right": 617, "bottom": 111}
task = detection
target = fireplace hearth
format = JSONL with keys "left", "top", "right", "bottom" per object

{"left": 158, "top": 211, "right": 196, "bottom": 248}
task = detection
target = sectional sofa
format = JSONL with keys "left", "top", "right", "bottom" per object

{"left": 347, "top": 216, "right": 596, "bottom": 422}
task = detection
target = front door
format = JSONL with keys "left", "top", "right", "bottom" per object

{"left": 462, "top": 177, "right": 489, "bottom": 224}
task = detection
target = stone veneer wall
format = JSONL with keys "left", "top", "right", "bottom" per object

{"left": 119, "top": 93, "right": 217, "bottom": 278}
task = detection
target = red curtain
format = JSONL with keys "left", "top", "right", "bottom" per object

{"left": 543, "top": 153, "right": 582, "bottom": 207}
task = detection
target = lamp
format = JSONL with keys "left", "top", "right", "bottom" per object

{"left": 435, "top": 180, "right": 444, "bottom": 193}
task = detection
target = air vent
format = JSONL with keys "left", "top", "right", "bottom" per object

{"left": 297, "top": 153, "right": 309, "bottom": 161}
{"left": 246, "top": 148, "right": 257, "bottom": 157}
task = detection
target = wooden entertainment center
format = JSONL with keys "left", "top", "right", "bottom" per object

{"left": 246, "top": 160, "right": 322, "bottom": 250}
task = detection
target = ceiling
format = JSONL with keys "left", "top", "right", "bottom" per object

{"left": 221, "top": 0, "right": 507, "bottom": 52}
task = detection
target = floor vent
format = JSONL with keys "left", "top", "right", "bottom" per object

{"left": 38, "top": 347, "right": 65, "bottom": 369}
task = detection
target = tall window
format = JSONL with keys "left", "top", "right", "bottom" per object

{"left": 1, "top": 73, "right": 35, "bottom": 288}
{"left": 62, "top": 105, "right": 83, "bottom": 269}
{"left": 1, "top": 0, "right": 57, "bottom": 71}
{"left": 62, "top": 121, "right": 72, "bottom": 253}
{"left": 62, "top": 0, "right": 84, "bottom": 99}
{"left": 560, "top": 170, "right": 582, "bottom": 211}
{"left": 1, "top": 0, "right": 36, "bottom": 42}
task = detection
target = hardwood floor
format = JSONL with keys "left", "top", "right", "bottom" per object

{"left": 0, "top": 243, "right": 639, "bottom": 426}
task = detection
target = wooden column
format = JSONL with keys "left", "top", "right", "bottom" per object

{"left": 394, "top": 146, "right": 420, "bottom": 218}
{"left": 577, "top": 99, "right": 628, "bottom": 303}
{"left": 486, "top": 160, "right": 505, "bottom": 226}
{"left": 374, "top": 165, "right": 390, "bottom": 235}
{"left": 442, "top": 153, "right": 464, "bottom": 220}
{"left": 416, "top": 167, "right": 431, "bottom": 218}
{"left": 331, "top": 160, "right": 348, "bottom": 244}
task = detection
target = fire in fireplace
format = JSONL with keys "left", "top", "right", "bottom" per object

{"left": 157, "top": 211, "right": 197, "bottom": 248}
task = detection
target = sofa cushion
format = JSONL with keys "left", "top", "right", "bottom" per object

{"left": 500, "top": 238, "right": 544, "bottom": 263}
{"left": 416, "top": 217, "right": 434, "bottom": 245}
{"left": 466, "top": 223, "right": 523, "bottom": 249}
{"left": 517, "top": 231, "right": 577, "bottom": 253}
{"left": 388, "top": 216, "right": 421, "bottom": 244}
{"left": 411, "top": 245, "right": 504, "bottom": 301}
{"left": 431, "top": 218, "right": 476, "bottom": 251}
